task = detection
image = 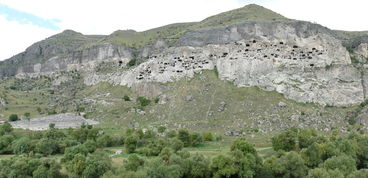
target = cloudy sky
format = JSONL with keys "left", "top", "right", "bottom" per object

{"left": 0, "top": 0, "right": 367, "bottom": 60}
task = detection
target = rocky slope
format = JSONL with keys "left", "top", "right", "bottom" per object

{"left": 1, "top": 4, "right": 368, "bottom": 107}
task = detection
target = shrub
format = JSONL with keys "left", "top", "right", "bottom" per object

{"left": 157, "top": 126, "right": 166, "bottom": 133}
{"left": 123, "top": 95, "right": 131, "bottom": 101}
{"left": 24, "top": 112, "right": 30, "bottom": 118}
{"left": 8, "top": 114, "right": 19, "bottom": 122}
{"left": 154, "top": 98, "right": 159, "bottom": 103}
{"left": 137, "top": 97, "right": 151, "bottom": 107}
{"left": 76, "top": 105, "right": 85, "bottom": 112}
{"left": 128, "top": 59, "right": 136, "bottom": 67}
{"left": 203, "top": 132, "right": 214, "bottom": 141}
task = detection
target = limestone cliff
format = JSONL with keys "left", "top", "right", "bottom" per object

{"left": 1, "top": 5, "right": 367, "bottom": 107}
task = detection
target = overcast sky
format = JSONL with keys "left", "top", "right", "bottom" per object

{"left": 0, "top": 0, "right": 367, "bottom": 61}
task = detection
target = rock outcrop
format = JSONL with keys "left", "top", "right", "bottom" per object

{"left": 1, "top": 7, "right": 367, "bottom": 107}
{"left": 83, "top": 21, "right": 363, "bottom": 106}
{"left": 10, "top": 113, "right": 99, "bottom": 130}
{"left": 356, "top": 43, "right": 368, "bottom": 58}
{"left": 0, "top": 97, "right": 5, "bottom": 107}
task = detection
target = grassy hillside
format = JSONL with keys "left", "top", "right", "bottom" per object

{"left": 94, "top": 4, "right": 290, "bottom": 47}
{"left": 194, "top": 4, "right": 289, "bottom": 29}
{"left": 0, "top": 69, "right": 362, "bottom": 145}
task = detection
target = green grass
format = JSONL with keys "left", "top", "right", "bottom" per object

{"left": 87, "top": 4, "right": 290, "bottom": 48}
{"left": 0, "top": 68, "right": 357, "bottom": 144}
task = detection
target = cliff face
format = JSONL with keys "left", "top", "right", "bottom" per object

{"left": 82, "top": 21, "right": 363, "bottom": 106}
{"left": 1, "top": 6, "right": 367, "bottom": 107}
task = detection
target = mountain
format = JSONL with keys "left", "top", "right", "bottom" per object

{"left": 1, "top": 4, "right": 368, "bottom": 133}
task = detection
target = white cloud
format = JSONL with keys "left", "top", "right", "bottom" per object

{"left": 259, "top": 0, "right": 368, "bottom": 31}
{"left": 0, "top": 16, "right": 58, "bottom": 60}
{"left": 0, "top": 0, "right": 368, "bottom": 61}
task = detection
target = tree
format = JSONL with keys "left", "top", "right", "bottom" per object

{"left": 347, "top": 169, "right": 368, "bottom": 178}
{"left": 210, "top": 155, "right": 237, "bottom": 178}
{"left": 265, "top": 151, "right": 308, "bottom": 178}
{"left": 12, "top": 137, "right": 33, "bottom": 155}
{"left": 125, "top": 135, "right": 138, "bottom": 153}
{"left": 8, "top": 114, "right": 19, "bottom": 122}
{"left": 170, "top": 138, "right": 184, "bottom": 152}
{"left": 298, "top": 129, "right": 318, "bottom": 149}
{"left": 0, "top": 135, "right": 15, "bottom": 154}
{"left": 159, "top": 147, "right": 173, "bottom": 162}
{"left": 0, "top": 122, "right": 12, "bottom": 136}
{"left": 35, "top": 138, "right": 59, "bottom": 155}
{"left": 178, "top": 129, "right": 191, "bottom": 147}
{"left": 301, "top": 143, "right": 324, "bottom": 167}
{"left": 307, "top": 168, "right": 344, "bottom": 178}
{"left": 66, "top": 153, "right": 87, "bottom": 177}
{"left": 125, "top": 154, "right": 145, "bottom": 171}
{"left": 62, "top": 144, "right": 89, "bottom": 162}
{"left": 188, "top": 154, "right": 211, "bottom": 178}
{"left": 145, "top": 158, "right": 182, "bottom": 178}
{"left": 190, "top": 133, "right": 203, "bottom": 147}
{"left": 32, "top": 159, "right": 62, "bottom": 178}
{"left": 84, "top": 140, "right": 97, "bottom": 153}
{"left": 96, "top": 134, "right": 113, "bottom": 148}
{"left": 271, "top": 128, "right": 298, "bottom": 151}
{"left": 82, "top": 152, "right": 112, "bottom": 178}
{"left": 322, "top": 154, "right": 356, "bottom": 176}
{"left": 231, "top": 138, "right": 257, "bottom": 156}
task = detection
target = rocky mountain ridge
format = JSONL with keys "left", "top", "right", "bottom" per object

{"left": 1, "top": 4, "right": 368, "bottom": 107}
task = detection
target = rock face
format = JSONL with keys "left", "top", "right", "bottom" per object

{"left": 10, "top": 113, "right": 99, "bottom": 130}
{"left": 0, "top": 98, "right": 5, "bottom": 107}
{"left": 356, "top": 43, "right": 368, "bottom": 58}
{"left": 1, "top": 20, "right": 366, "bottom": 106}
{"left": 83, "top": 21, "right": 363, "bottom": 106}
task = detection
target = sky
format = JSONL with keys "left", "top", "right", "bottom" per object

{"left": 0, "top": 0, "right": 367, "bottom": 61}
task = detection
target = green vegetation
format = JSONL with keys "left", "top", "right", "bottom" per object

{"left": 127, "top": 59, "right": 136, "bottom": 67}
{"left": 94, "top": 4, "right": 290, "bottom": 48}
{"left": 137, "top": 96, "right": 151, "bottom": 107}
{"left": 8, "top": 114, "right": 19, "bottom": 122}
{"left": 123, "top": 95, "right": 131, "bottom": 101}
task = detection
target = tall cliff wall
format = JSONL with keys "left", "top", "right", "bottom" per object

{"left": 1, "top": 21, "right": 366, "bottom": 106}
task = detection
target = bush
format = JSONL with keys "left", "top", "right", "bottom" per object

{"left": 157, "top": 126, "right": 166, "bottom": 133}
{"left": 8, "top": 114, "right": 19, "bottom": 122}
{"left": 76, "top": 105, "right": 85, "bottom": 112}
{"left": 24, "top": 112, "right": 30, "bottom": 118}
{"left": 123, "top": 95, "right": 131, "bottom": 101}
{"left": 203, "top": 132, "right": 214, "bottom": 141}
{"left": 137, "top": 97, "right": 151, "bottom": 107}
{"left": 154, "top": 98, "right": 159, "bottom": 103}
{"left": 128, "top": 59, "right": 136, "bottom": 67}
{"left": 178, "top": 129, "right": 191, "bottom": 147}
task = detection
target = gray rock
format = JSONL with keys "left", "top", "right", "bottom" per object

{"left": 218, "top": 101, "right": 226, "bottom": 112}
{"left": 10, "top": 113, "right": 98, "bottom": 130}
{"left": 2, "top": 21, "right": 365, "bottom": 107}
{"left": 278, "top": 102, "right": 287, "bottom": 107}
{"left": 185, "top": 95, "right": 193, "bottom": 102}
{"left": 0, "top": 97, "right": 5, "bottom": 107}
{"left": 158, "top": 95, "right": 168, "bottom": 104}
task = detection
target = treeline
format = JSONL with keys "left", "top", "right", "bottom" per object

{"left": 1, "top": 123, "right": 368, "bottom": 177}
{"left": 0, "top": 123, "right": 215, "bottom": 177}
{"left": 104, "top": 128, "right": 368, "bottom": 178}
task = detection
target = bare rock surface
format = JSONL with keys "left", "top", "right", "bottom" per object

{"left": 83, "top": 22, "right": 362, "bottom": 106}
{"left": 10, "top": 113, "right": 99, "bottom": 130}
{"left": 2, "top": 21, "right": 367, "bottom": 106}
{"left": 0, "top": 98, "right": 5, "bottom": 107}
